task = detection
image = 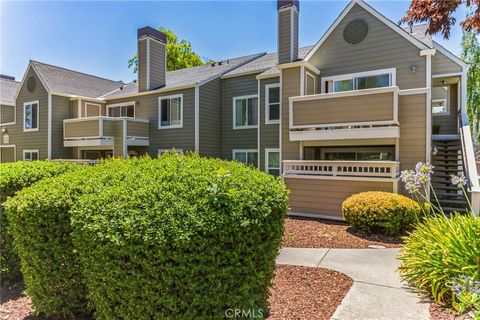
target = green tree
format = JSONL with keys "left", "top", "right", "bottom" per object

{"left": 128, "top": 27, "right": 206, "bottom": 72}
{"left": 461, "top": 30, "right": 480, "bottom": 144}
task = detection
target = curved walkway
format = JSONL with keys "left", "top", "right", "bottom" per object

{"left": 276, "top": 247, "right": 430, "bottom": 320}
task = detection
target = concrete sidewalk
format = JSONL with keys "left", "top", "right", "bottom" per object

{"left": 276, "top": 247, "right": 430, "bottom": 320}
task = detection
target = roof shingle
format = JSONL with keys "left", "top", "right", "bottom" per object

{"left": 0, "top": 78, "right": 21, "bottom": 105}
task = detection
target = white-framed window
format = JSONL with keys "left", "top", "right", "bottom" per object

{"left": 232, "top": 149, "right": 258, "bottom": 167}
{"left": 265, "top": 84, "right": 280, "bottom": 124}
{"left": 107, "top": 102, "right": 135, "bottom": 118}
{"left": 305, "top": 72, "right": 316, "bottom": 95}
{"left": 233, "top": 95, "right": 258, "bottom": 129}
{"left": 158, "top": 94, "right": 183, "bottom": 129}
{"left": 265, "top": 148, "right": 280, "bottom": 176}
{"left": 0, "top": 104, "right": 15, "bottom": 125}
{"left": 23, "top": 150, "right": 39, "bottom": 161}
{"left": 85, "top": 103, "right": 102, "bottom": 117}
{"left": 23, "top": 101, "right": 39, "bottom": 132}
{"left": 158, "top": 148, "right": 184, "bottom": 154}
{"left": 432, "top": 98, "right": 449, "bottom": 115}
{"left": 322, "top": 68, "right": 396, "bottom": 93}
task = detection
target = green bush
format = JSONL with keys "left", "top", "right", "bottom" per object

{"left": 0, "top": 161, "right": 77, "bottom": 281}
{"left": 342, "top": 191, "right": 422, "bottom": 235}
{"left": 71, "top": 154, "right": 288, "bottom": 319}
{"left": 4, "top": 159, "right": 141, "bottom": 317}
{"left": 399, "top": 214, "right": 480, "bottom": 316}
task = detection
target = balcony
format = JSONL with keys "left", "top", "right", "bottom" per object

{"left": 282, "top": 160, "right": 400, "bottom": 180}
{"left": 289, "top": 87, "right": 399, "bottom": 141}
{"left": 63, "top": 116, "right": 149, "bottom": 147}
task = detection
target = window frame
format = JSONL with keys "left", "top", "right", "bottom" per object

{"left": 321, "top": 68, "right": 396, "bottom": 93}
{"left": 23, "top": 149, "right": 39, "bottom": 161}
{"left": 0, "top": 104, "right": 16, "bottom": 126}
{"left": 265, "top": 148, "right": 280, "bottom": 175}
{"left": 23, "top": 100, "right": 39, "bottom": 132}
{"left": 265, "top": 84, "right": 280, "bottom": 125}
{"left": 106, "top": 101, "right": 136, "bottom": 118}
{"left": 233, "top": 94, "right": 258, "bottom": 129}
{"left": 432, "top": 98, "right": 449, "bottom": 116}
{"left": 84, "top": 102, "right": 102, "bottom": 118}
{"left": 232, "top": 149, "right": 258, "bottom": 166}
{"left": 158, "top": 94, "right": 183, "bottom": 129}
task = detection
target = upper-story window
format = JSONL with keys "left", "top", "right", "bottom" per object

{"left": 107, "top": 103, "right": 135, "bottom": 118}
{"left": 158, "top": 94, "right": 183, "bottom": 129}
{"left": 323, "top": 68, "right": 395, "bottom": 93}
{"left": 23, "top": 101, "right": 39, "bottom": 132}
{"left": 234, "top": 95, "right": 258, "bottom": 129}
{"left": 265, "top": 84, "right": 280, "bottom": 124}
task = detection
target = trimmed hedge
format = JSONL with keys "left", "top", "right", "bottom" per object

{"left": 0, "top": 161, "right": 77, "bottom": 281}
{"left": 342, "top": 191, "right": 422, "bottom": 235}
{"left": 5, "top": 155, "right": 289, "bottom": 319}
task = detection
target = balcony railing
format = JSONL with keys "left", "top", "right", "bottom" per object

{"left": 288, "top": 87, "right": 399, "bottom": 141}
{"left": 63, "top": 116, "right": 149, "bottom": 147}
{"left": 282, "top": 160, "right": 400, "bottom": 179}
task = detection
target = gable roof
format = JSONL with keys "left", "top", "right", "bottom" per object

{"left": 222, "top": 45, "right": 314, "bottom": 79}
{"left": 0, "top": 78, "right": 21, "bottom": 105}
{"left": 102, "top": 52, "right": 264, "bottom": 100}
{"left": 304, "top": 0, "right": 430, "bottom": 61}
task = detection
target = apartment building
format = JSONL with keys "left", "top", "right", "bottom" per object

{"left": 1, "top": 0, "right": 478, "bottom": 217}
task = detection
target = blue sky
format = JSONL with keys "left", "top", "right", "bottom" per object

{"left": 0, "top": 1, "right": 469, "bottom": 83}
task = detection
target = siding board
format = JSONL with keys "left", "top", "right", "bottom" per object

{"left": 199, "top": 78, "right": 222, "bottom": 158}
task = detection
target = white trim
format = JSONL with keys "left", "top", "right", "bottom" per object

{"left": 256, "top": 71, "right": 280, "bottom": 80}
{"left": 398, "top": 88, "right": 429, "bottom": 95}
{"left": 0, "top": 104, "right": 16, "bottom": 126}
{"left": 146, "top": 38, "right": 151, "bottom": 90}
{"left": 420, "top": 49, "right": 436, "bottom": 56}
{"left": 222, "top": 69, "right": 267, "bottom": 80}
{"left": 77, "top": 99, "right": 82, "bottom": 118}
{"left": 84, "top": 102, "right": 102, "bottom": 117}
{"left": 122, "top": 119, "right": 127, "bottom": 158}
{"left": 106, "top": 101, "right": 136, "bottom": 118}
{"left": 265, "top": 83, "right": 280, "bottom": 125}
{"left": 321, "top": 68, "right": 396, "bottom": 93}
{"left": 304, "top": 0, "right": 428, "bottom": 62}
{"left": 64, "top": 139, "right": 114, "bottom": 148}
{"left": 432, "top": 98, "right": 449, "bottom": 116}
{"left": 305, "top": 71, "right": 316, "bottom": 95}
{"left": 194, "top": 85, "right": 199, "bottom": 153}
{"left": 233, "top": 94, "right": 259, "bottom": 130}
{"left": 23, "top": 100, "right": 39, "bottom": 132}
{"left": 426, "top": 54, "right": 432, "bottom": 168}
{"left": 288, "top": 212, "right": 345, "bottom": 221}
{"left": 14, "top": 63, "right": 51, "bottom": 102}
{"left": 47, "top": 94, "right": 52, "bottom": 159}
{"left": 232, "top": 149, "right": 259, "bottom": 166}
{"left": 300, "top": 66, "right": 305, "bottom": 96}
{"left": 289, "top": 126, "right": 400, "bottom": 141}
{"left": 284, "top": 174, "right": 400, "bottom": 183}
{"left": 432, "top": 72, "right": 462, "bottom": 78}
{"left": 0, "top": 145, "right": 16, "bottom": 163}
{"left": 158, "top": 94, "right": 183, "bottom": 129}
{"left": 265, "top": 148, "right": 280, "bottom": 174}
{"left": 23, "top": 149, "right": 39, "bottom": 161}
{"left": 276, "top": 61, "right": 321, "bottom": 75}
{"left": 279, "top": 70, "right": 283, "bottom": 175}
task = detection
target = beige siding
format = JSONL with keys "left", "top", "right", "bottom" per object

{"left": 70, "top": 100, "right": 106, "bottom": 118}
{"left": 292, "top": 92, "right": 394, "bottom": 126}
{"left": 0, "top": 105, "right": 15, "bottom": 124}
{"left": 103, "top": 119, "right": 117, "bottom": 137}
{"left": 113, "top": 121, "right": 124, "bottom": 157}
{"left": 0, "top": 66, "right": 49, "bottom": 160}
{"left": 51, "top": 95, "right": 73, "bottom": 159}
{"left": 199, "top": 78, "right": 222, "bottom": 158}
{"left": 308, "top": 4, "right": 426, "bottom": 90}
{"left": 150, "top": 41, "right": 166, "bottom": 89}
{"left": 286, "top": 177, "right": 394, "bottom": 219}
{"left": 138, "top": 39, "right": 148, "bottom": 92}
{"left": 432, "top": 51, "right": 462, "bottom": 75}
{"left": 222, "top": 74, "right": 258, "bottom": 160}
{"left": 0, "top": 147, "right": 15, "bottom": 163}
{"left": 281, "top": 67, "right": 301, "bottom": 161}
{"left": 127, "top": 120, "right": 149, "bottom": 137}
{"left": 278, "top": 8, "right": 292, "bottom": 64}
{"left": 432, "top": 84, "right": 458, "bottom": 134}
{"left": 64, "top": 119, "right": 100, "bottom": 138}
{"left": 305, "top": 71, "right": 316, "bottom": 95}
{"left": 105, "top": 88, "right": 195, "bottom": 155}
{"left": 259, "top": 77, "right": 280, "bottom": 171}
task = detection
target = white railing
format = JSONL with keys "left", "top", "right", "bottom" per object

{"left": 282, "top": 160, "right": 400, "bottom": 179}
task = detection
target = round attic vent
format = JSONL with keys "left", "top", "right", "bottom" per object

{"left": 27, "top": 76, "right": 36, "bottom": 93}
{"left": 343, "top": 19, "right": 368, "bottom": 45}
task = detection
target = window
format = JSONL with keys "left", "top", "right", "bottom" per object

{"left": 23, "top": 101, "right": 39, "bottom": 131}
{"left": 265, "top": 148, "right": 280, "bottom": 176}
{"left": 107, "top": 104, "right": 135, "bottom": 118}
{"left": 324, "top": 68, "right": 395, "bottom": 93}
{"left": 233, "top": 149, "right": 258, "bottom": 167}
{"left": 23, "top": 150, "right": 39, "bottom": 161}
{"left": 432, "top": 99, "right": 448, "bottom": 115}
{"left": 234, "top": 95, "right": 258, "bottom": 129}
{"left": 158, "top": 95, "right": 183, "bottom": 129}
{"left": 266, "top": 84, "right": 280, "bottom": 124}
{"left": 304, "top": 146, "right": 394, "bottom": 161}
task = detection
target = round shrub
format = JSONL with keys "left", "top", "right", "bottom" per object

{"left": 399, "top": 215, "right": 480, "bottom": 315}
{"left": 0, "top": 161, "right": 77, "bottom": 281}
{"left": 4, "top": 158, "right": 146, "bottom": 317}
{"left": 342, "top": 191, "right": 422, "bottom": 235}
{"left": 71, "top": 153, "right": 289, "bottom": 319}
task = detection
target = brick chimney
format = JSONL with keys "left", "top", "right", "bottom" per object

{"left": 137, "top": 27, "right": 167, "bottom": 92}
{"left": 277, "top": 0, "right": 299, "bottom": 64}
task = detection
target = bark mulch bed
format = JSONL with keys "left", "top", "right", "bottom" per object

{"left": 267, "top": 265, "right": 352, "bottom": 319}
{"left": 429, "top": 303, "right": 469, "bottom": 320}
{"left": 283, "top": 217, "right": 403, "bottom": 248}
{"left": 0, "top": 280, "right": 42, "bottom": 320}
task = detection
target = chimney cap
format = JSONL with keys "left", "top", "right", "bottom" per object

{"left": 0, "top": 74, "right": 15, "bottom": 81}
{"left": 138, "top": 26, "right": 167, "bottom": 43}
{"left": 278, "top": 0, "right": 299, "bottom": 10}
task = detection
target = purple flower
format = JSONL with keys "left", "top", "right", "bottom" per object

{"left": 401, "top": 169, "right": 420, "bottom": 194}
{"left": 415, "top": 162, "right": 434, "bottom": 184}
{"left": 451, "top": 174, "right": 467, "bottom": 187}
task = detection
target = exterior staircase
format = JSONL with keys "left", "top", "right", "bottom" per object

{"left": 431, "top": 137, "right": 469, "bottom": 213}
